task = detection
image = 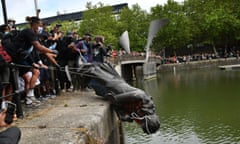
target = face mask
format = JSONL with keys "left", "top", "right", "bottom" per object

{"left": 37, "top": 26, "right": 43, "bottom": 34}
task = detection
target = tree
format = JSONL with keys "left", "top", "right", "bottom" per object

{"left": 150, "top": 0, "right": 192, "bottom": 55}
{"left": 117, "top": 4, "right": 150, "bottom": 52}
{"left": 79, "top": 2, "right": 118, "bottom": 48}
{"left": 184, "top": 0, "right": 240, "bottom": 55}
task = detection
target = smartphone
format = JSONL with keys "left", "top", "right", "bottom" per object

{"left": 2, "top": 101, "right": 16, "bottom": 124}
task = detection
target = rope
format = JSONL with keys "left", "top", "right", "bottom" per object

{"left": 130, "top": 112, "right": 151, "bottom": 134}
{"left": 1, "top": 62, "right": 103, "bottom": 99}
{"left": 8, "top": 63, "right": 101, "bottom": 79}
{"left": 0, "top": 90, "right": 22, "bottom": 99}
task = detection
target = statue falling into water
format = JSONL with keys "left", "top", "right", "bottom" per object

{"left": 75, "top": 19, "right": 168, "bottom": 134}
{"left": 77, "top": 62, "right": 160, "bottom": 134}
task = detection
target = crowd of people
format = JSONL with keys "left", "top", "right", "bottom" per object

{"left": 0, "top": 16, "right": 113, "bottom": 143}
{"left": 1, "top": 16, "right": 112, "bottom": 107}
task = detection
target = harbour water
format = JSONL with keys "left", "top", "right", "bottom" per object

{"left": 124, "top": 68, "right": 240, "bottom": 144}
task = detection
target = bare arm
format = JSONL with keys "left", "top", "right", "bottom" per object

{"left": 68, "top": 42, "right": 79, "bottom": 53}
{"left": 32, "top": 41, "right": 58, "bottom": 65}
{"left": 0, "top": 110, "right": 17, "bottom": 127}
{"left": 52, "top": 32, "right": 62, "bottom": 41}
{"left": 32, "top": 41, "right": 53, "bottom": 53}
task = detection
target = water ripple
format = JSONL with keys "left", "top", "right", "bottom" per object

{"left": 124, "top": 115, "right": 240, "bottom": 144}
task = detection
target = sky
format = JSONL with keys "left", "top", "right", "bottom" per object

{"left": 0, "top": 0, "right": 184, "bottom": 24}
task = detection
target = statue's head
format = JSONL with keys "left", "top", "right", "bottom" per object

{"left": 140, "top": 114, "right": 160, "bottom": 134}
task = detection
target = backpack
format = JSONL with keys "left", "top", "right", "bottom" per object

{"left": 0, "top": 45, "right": 12, "bottom": 66}
{"left": 1, "top": 30, "right": 27, "bottom": 62}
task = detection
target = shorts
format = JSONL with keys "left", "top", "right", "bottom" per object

{"left": 40, "top": 69, "right": 50, "bottom": 82}
{"left": 0, "top": 65, "right": 10, "bottom": 84}
{"left": 17, "top": 60, "right": 31, "bottom": 77}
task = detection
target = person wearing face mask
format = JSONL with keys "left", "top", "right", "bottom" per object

{"left": 7, "top": 19, "right": 16, "bottom": 31}
{"left": 37, "top": 25, "right": 43, "bottom": 35}
{"left": 3, "top": 16, "right": 59, "bottom": 107}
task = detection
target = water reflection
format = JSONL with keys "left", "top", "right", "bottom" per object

{"left": 124, "top": 68, "right": 240, "bottom": 144}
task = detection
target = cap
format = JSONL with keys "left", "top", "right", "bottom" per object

{"left": 39, "top": 31, "right": 49, "bottom": 39}
{"left": 66, "top": 31, "right": 73, "bottom": 37}
{"left": 7, "top": 19, "right": 16, "bottom": 23}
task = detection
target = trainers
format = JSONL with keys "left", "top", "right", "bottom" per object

{"left": 38, "top": 95, "right": 48, "bottom": 101}
{"left": 25, "top": 102, "right": 41, "bottom": 108}
{"left": 46, "top": 94, "right": 56, "bottom": 99}
{"left": 25, "top": 96, "right": 41, "bottom": 106}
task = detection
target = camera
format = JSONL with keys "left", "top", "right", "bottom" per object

{"left": 1, "top": 101, "right": 16, "bottom": 124}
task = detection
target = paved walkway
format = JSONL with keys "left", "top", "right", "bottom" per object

{"left": 13, "top": 90, "right": 118, "bottom": 144}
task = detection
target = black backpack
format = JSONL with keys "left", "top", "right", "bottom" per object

{"left": 1, "top": 30, "right": 24, "bottom": 62}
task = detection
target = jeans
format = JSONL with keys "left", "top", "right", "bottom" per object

{"left": 0, "top": 126, "right": 21, "bottom": 144}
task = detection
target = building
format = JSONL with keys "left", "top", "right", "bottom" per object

{"left": 16, "top": 3, "right": 128, "bottom": 27}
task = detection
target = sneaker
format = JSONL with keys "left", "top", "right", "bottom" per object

{"left": 38, "top": 95, "right": 48, "bottom": 101}
{"left": 25, "top": 102, "right": 41, "bottom": 108}
{"left": 46, "top": 94, "right": 56, "bottom": 99}
{"left": 26, "top": 96, "right": 41, "bottom": 105}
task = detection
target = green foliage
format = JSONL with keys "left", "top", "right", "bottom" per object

{"left": 150, "top": 0, "right": 240, "bottom": 55}
{"left": 117, "top": 4, "right": 150, "bottom": 51}
{"left": 42, "top": 0, "right": 240, "bottom": 56}
{"left": 79, "top": 2, "right": 118, "bottom": 48}
{"left": 47, "top": 20, "right": 80, "bottom": 35}
{"left": 151, "top": 0, "right": 192, "bottom": 53}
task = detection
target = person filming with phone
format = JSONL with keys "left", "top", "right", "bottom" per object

{"left": 0, "top": 101, "right": 21, "bottom": 144}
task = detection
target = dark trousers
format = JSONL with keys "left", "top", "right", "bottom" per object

{"left": 57, "top": 69, "right": 71, "bottom": 90}
{"left": 0, "top": 126, "right": 21, "bottom": 144}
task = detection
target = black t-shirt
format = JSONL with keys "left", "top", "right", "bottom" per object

{"left": 92, "top": 44, "right": 106, "bottom": 63}
{"left": 56, "top": 36, "right": 77, "bottom": 63}
{"left": 14, "top": 28, "right": 38, "bottom": 50}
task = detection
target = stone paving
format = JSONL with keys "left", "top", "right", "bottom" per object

{"left": 13, "top": 90, "right": 119, "bottom": 144}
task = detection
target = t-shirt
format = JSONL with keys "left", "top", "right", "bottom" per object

{"left": 92, "top": 44, "right": 106, "bottom": 63}
{"left": 76, "top": 40, "right": 89, "bottom": 62}
{"left": 13, "top": 28, "right": 38, "bottom": 50}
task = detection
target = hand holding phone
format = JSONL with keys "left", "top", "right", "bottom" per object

{"left": 1, "top": 101, "right": 16, "bottom": 124}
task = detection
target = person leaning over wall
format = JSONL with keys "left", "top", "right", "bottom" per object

{"left": 2, "top": 16, "right": 59, "bottom": 107}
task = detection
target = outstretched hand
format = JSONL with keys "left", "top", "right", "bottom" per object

{"left": 40, "top": 63, "right": 48, "bottom": 69}
{"left": 0, "top": 110, "right": 17, "bottom": 127}
{"left": 45, "top": 52, "right": 58, "bottom": 66}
